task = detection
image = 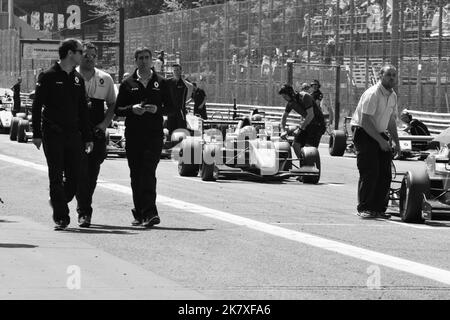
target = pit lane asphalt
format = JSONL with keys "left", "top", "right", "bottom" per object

{"left": 1, "top": 134, "right": 449, "bottom": 299}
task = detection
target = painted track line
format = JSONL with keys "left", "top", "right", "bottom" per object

{"left": 2, "top": 153, "right": 450, "bottom": 286}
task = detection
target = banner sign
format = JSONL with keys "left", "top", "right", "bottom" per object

{"left": 23, "top": 43, "right": 59, "bottom": 60}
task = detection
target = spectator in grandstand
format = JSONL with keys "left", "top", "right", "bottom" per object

{"left": 75, "top": 41, "right": 117, "bottom": 228}
{"left": 278, "top": 84, "right": 326, "bottom": 160}
{"left": 11, "top": 77, "right": 21, "bottom": 116}
{"left": 31, "top": 39, "right": 93, "bottom": 231}
{"left": 400, "top": 110, "right": 430, "bottom": 136}
{"left": 167, "top": 64, "right": 194, "bottom": 135}
{"left": 115, "top": 47, "right": 174, "bottom": 228}
{"left": 350, "top": 64, "right": 400, "bottom": 220}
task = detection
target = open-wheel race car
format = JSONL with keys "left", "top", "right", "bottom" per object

{"left": 329, "top": 116, "right": 437, "bottom": 160}
{"left": 174, "top": 115, "right": 321, "bottom": 183}
{"left": 105, "top": 120, "right": 126, "bottom": 157}
{"left": 389, "top": 146, "right": 450, "bottom": 223}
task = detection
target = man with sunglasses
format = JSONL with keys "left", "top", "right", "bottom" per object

{"left": 32, "top": 38, "right": 93, "bottom": 230}
{"left": 75, "top": 42, "right": 117, "bottom": 228}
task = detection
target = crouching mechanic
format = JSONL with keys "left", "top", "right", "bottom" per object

{"left": 278, "top": 84, "right": 326, "bottom": 159}
{"left": 115, "top": 47, "right": 174, "bottom": 228}
{"left": 75, "top": 42, "right": 117, "bottom": 227}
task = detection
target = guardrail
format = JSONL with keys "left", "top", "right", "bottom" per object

{"left": 187, "top": 102, "right": 301, "bottom": 127}
{"left": 18, "top": 92, "right": 449, "bottom": 136}
{"left": 405, "top": 109, "right": 450, "bottom": 135}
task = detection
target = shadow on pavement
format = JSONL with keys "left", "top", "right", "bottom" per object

{"left": 147, "top": 226, "right": 215, "bottom": 232}
{"left": 0, "top": 219, "right": 18, "bottom": 223}
{"left": 0, "top": 243, "right": 38, "bottom": 248}
{"left": 63, "top": 227, "right": 137, "bottom": 235}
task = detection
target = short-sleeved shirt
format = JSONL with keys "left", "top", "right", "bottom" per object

{"left": 311, "top": 89, "right": 323, "bottom": 102}
{"left": 76, "top": 67, "right": 116, "bottom": 126}
{"left": 285, "top": 92, "right": 325, "bottom": 127}
{"left": 351, "top": 82, "right": 397, "bottom": 133}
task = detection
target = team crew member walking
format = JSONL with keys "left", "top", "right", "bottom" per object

{"left": 115, "top": 48, "right": 173, "bottom": 228}
{"left": 167, "top": 64, "right": 193, "bottom": 134}
{"left": 350, "top": 64, "right": 400, "bottom": 219}
{"left": 32, "top": 39, "right": 93, "bottom": 230}
{"left": 279, "top": 84, "right": 326, "bottom": 160}
{"left": 75, "top": 42, "right": 117, "bottom": 228}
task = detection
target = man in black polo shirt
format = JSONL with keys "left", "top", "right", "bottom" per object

{"left": 190, "top": 82, "right": 207, "bottom": 120}
{"left": 32, "top": 39, "right": 93, "bottom": 230}
{"left": 279, "top": 84, "right": 326, "bottom": 159}
{"left": 115, "top": 48, "right": 173, "bottom": 228}
{"left": 167, "top": 64, "right": 193, "bottom": 135}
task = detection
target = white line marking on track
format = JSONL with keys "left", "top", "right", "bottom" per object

{"left": 2, "top": 153, "right": 450, "bottom": 286}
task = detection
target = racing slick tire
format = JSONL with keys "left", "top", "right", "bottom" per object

{"left": 171, "top": 131, "right": 188, "bottom": 145}
{"left": 17, "top": 119, "right": 29, "bottom": 143}
{"left": 329, "top": 130, "right": 347, "bottom": 156}
{"left": 274, "top": 141, "right": 292, "bottom": 171}
{"left": 301, "top": 146, "right": 321, "bottom": 184}
{"left": 200, "top": 145, "right": 218, "bottom": 181}
{"left": 178, "top": 138, "right": 201, "bottom": 177}
{"left": 9, "top": 117, "right": 20, "bottom": 141}
{"left": 399, "top": 169, "right": 430, "bottom": 223}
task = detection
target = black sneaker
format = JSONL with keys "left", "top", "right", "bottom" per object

{"left": 131, "top": 218, "right": 142, "bottom": 226}
{"left": 142, "top": 215, "right": 160, "bottom": 228}
{"left": 376, "top": 212, "right": 391, "bottom": 219}
{"left": 54, "top": 220, "right": 68, "bottom": 231}
{"left": 78, "top": 215, "right": 91, "bottom": 228}
{"left": 356, "top": 210, "right": 377, "bottom": 219}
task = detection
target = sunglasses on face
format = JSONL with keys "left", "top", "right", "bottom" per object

{"left": 83, "top": 53, "right": 97, "bottom": 59}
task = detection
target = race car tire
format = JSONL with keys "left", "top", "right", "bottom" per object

{"left": 399, "top": 169, "right": 430, "bottom": 223}
{"left": 16, "top": 113, "right": 27, "bottom": 119}
{"left": 301, "top": 146, "right": 321, "bottom": 184}
{"left": 329, "top": 130, "right": 347, "bottom": 156}
{"left": 200, "top": 145, "right": 218, "bottom": 181}
{"left": 171, "top": 131, "right": 187, "bottom": 145}
{"left": 9, "top": 117, "right": 20, "bottom": 141}
{"left": 178, "top": 138, "right": 201, "bottom": 176}
{"left": 17, "top": 119, "right": 29, "bottom": 143}
{"left": 274, "top": 141, "right": 292, "bottom": 171}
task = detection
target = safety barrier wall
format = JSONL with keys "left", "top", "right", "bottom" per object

{"left": 406, "top": 109, "right": 450, "bottom": 135}
{"left": 17, "top": 93, "right": 449, "bottom": 135}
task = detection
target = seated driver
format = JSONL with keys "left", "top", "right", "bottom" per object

{"left": 400, "top": 110, "right": 430, "bottom": 136}
{"left": 235, "top": 116, "right": 256, "bottom": 140}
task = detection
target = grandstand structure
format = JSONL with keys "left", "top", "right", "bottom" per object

{"left": 123, "top": 0, "right": 450, "bottom": 114}
{"left": 1, "top": 0, "right": 449, "bottom": 114}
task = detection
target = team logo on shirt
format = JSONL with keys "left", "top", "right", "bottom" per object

{"left": 99, "top": 78, "right": 104, "bottom": 85}
{"left": 75, "top": 76, "right": 80, "bottom": 84}
{"left": 154, "top": 82, "right": 159, "bottom": 88}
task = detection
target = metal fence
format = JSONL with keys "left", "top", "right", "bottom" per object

{"left": 122, "top": 0, "right": 450, "bottom": 113}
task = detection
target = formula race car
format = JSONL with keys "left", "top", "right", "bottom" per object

{"left": 389, "top": 145, "right": 450, "bottom": 223}
{"left": 174, "top": 115, "right": 321, "bottom": 183}
{"left": 329, "top": 116, "right": 437, "bottom": 160}
{"left": 106, "top": 121, "right": 126, "bottom": 157}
